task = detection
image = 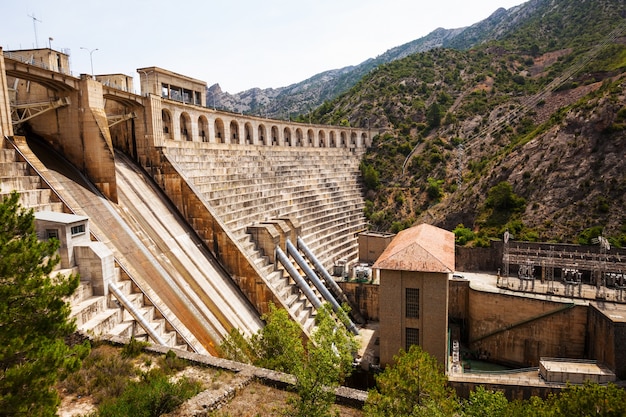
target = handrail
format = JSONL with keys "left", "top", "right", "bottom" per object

{"left": 3, "top": 50, "right": 73, "bottom": 76}
{"left": 108, "top": 283, "right": 166, "bottom": 346}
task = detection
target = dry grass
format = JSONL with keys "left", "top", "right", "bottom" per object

{"left": 207, "top": 381, "right": 364, "bottom": 417}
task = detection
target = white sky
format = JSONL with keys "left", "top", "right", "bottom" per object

{"left": 2, "top": 0, "right": 524, "bottom": 94}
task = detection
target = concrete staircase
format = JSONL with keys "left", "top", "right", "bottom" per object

{"left": 1, "top": 137, "right": 191, "bottom": 351}
{"left": 164, "top": 142, "right": 367, "bottom": 335}
{"left": 66, "top": 268, "right": 186, "bottom": 348}
{"left": 0, "top": 146, "right": 63, "bottom": 211}
{"left": 165, "top": 144, "right": 367, "bottom": 269}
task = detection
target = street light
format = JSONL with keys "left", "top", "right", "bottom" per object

{"left": 80, "top": 47, "right": 98, "bottom": 78}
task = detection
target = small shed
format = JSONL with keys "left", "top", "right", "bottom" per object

{"left": 34, "top": 211, "right": 89, "bottom": 269}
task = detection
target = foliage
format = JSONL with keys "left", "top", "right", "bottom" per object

{"left": 360, "top": 162, "right": 381, "bottom": 191}
{"left": 463, "top": 386, "right": 509, "bottom": 417}
{"left": 549, "top": 381, "right": 626, "bottom": 416}
{"left": 289, "top": 304, "right": 359, "bottom": 417}
{"left": 426, "top": 177, "right": 445, "bottom": 202}
{"left": 0, "top": 191, "right": 90, "bottom": 416}
{"left": 453, "top": 224, "right": 475, "bottom": 246}
{"left": 364, "top": 345, "right": 459, "bottom": 417}
{"left": 60, "top": 344, "right": 137, "bottom": 404}
{"left": 253, "top": 303, "right": 306, "bottom": 373}
{"left": 63, "top": 343, "right": 202, "bottom": 416}
{"left": 121, "top": 336, "right": 150, "bottom": 358}
{"left": 97, "top": 370, "right": 201, "bottom": 417}
{"left": 219, "top": 303, "right": 358, "bottom": 417}
{"left": 577, "top": 225, "right": 604, "bottom": 245}
{"left": 481, "top": 182, "right": 526, "bottom": 228}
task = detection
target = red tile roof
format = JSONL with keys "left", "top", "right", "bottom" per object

{"left": 372, "top": 223, "right": 455, "bottom": 273}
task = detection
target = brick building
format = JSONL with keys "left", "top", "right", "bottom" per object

{"left": 374, "top": 223, "right": 454, "bottom": 367}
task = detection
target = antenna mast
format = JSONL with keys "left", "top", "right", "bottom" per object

{"left": 27, "top": 13, "right": 42, "bottom": 48}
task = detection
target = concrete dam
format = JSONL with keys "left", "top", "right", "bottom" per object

{"left": 0, "top": 48, "right": 371, "bottom": 354}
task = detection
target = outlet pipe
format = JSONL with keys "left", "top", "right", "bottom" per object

{"left": 287, "top": 239, "right": 359, "bottom": 335}
{"left": 109, "top": 283, "right": 167, "bottom": 346}
{"left": 276, "top": 246, "right": 322, "bottom": 309}
{"left": 297, "top": 236, "right": 366, "bottom": 324}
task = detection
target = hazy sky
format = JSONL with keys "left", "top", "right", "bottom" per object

{"left": 3, "top": 0, "right": 524, "bottom": 93}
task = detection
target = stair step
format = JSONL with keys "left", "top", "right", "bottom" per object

{"left": 71, "top": 296, "right": 108, "bottom": 327}
{"left": 0, "top": 176, "right": 42, "bottom": 191}
{"left": 67, "top": 280, "right": 94, "bottom": 305}
{"left": 79, "top": 308, "right": 121, "bottom": 336}
{"left": 0, "top": 149, "right": 17, "bottom": 163}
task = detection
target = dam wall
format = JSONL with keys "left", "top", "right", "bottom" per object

{"left": 145, "top": 140, "right": 367, "bottom": 320}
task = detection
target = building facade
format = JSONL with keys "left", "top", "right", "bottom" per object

{"left": 374, "top": 223, "right": 455, "bottom": 367}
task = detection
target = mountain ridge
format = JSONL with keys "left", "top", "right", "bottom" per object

{"left": 307, "top": 0, "right": 626, "bottom": 246}
{"left": 209, "top": 4, "right": 528, "bottom": 118}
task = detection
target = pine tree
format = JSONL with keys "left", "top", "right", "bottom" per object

{"left": 0, "top": 191, "right": 90, "bottom": 416}
{"left": 364, "top": 345, "right": 459, "bottom": 417}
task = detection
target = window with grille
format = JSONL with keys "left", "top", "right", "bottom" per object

{"left": 406, "top": 327, "right": 419, "bottom": 350}
{"left": 406, "top": 288, "right": 419, "bottom": 318}
{"left": 70, "top": 224, "right": 85, "bottom": 236}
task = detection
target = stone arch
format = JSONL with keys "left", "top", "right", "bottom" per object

{"left": 340, "top": 131, "right": 347, "bottom": 147}
{"left": 258, "top": 124, "right": 267, "bottom": 145}
{"left": 350, "top": 131, "right": 357, "bottom": 147}
{"left": 283, "top": 127, "right": 292, "bottom": 146}
{"left": 329, "top": 131, "right": 337, "bottom": 148}
{"left": 180, "top": 112, "right": 191, "bottom": 141}
{"left": 214, "top": 118, "right": 225, "bottom": 143}
{"left": 271, "top": 126, "right": 279, "bottom": 146}
{"left": 307, "top": 129, "right": 315, "bottom": 147}
{"left": 361, "top": 132, "right": 368, "bottom": 148}
{"left": 230, "top": 120, "right": 240, "bottom": 144}
{"left": 244, "top": 122, "right": 254, "bottom": 144}
{"left": 318, "top": 130, "right": 326, "bottom": 148}
{"left": 198, "top": 115, "right": 209, "bottom": 142}
{"left": 161, "top": 109, "right": 173, "bottom": 139}
{"left": 295, "top": 128, "right": 303, "bottom": 147}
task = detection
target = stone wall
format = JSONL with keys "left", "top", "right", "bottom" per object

{"left": 455, "top": 243, "right": 503, "bottom": 272}
{"left": 468, "top": 289, "right": 588, "bottom": 367}
{"left": 338, "top": 282, "right": 380, "bottom": 322}
{"left": 448, "top": 379, "right": 562, "bottom": 401}
{"left": 586, "top": 303, "right": 626, "bottom": 379}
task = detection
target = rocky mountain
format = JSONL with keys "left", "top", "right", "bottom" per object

{"left": 208, "top": 2, "right": 533, "bottom": 118}
{"left": 308, "top": 0, "right": 626, "bottom": 246}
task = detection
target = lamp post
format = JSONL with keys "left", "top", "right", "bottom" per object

{"left": 80, "top": 47, "right": 98, "bottom": 78}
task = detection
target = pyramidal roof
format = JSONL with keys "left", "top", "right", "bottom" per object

{"left": 372, "top": 223, "right": 455, "bottom": 273}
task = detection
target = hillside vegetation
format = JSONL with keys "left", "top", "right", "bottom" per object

{"left": 307, "top": 0, "right": 626, "bottom": 246}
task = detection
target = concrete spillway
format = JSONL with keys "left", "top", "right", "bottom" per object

{"left": 23, "top": 137, "right": 263, "bottom": 354}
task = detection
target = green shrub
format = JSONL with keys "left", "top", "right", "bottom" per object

{"left": 453, "top": 224, "right": 475, "bottom": 246}
{"left": 121, "top": 337, "right": 149, "bottom": 358}
{"left": 98, "top": 372, "right": 201, "bottom": 417}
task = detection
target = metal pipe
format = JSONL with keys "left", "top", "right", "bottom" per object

{"left": 276, "top": 246, "right": 322, "bottom": 309}
{"left": 108, "top": 283, "right": 167, "bottom": 346}
{"left": 287, "top": 239, "right": 359, "bottom": 335}
{"left": 297, "top": 236, "right": 366, "bottom": 324}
